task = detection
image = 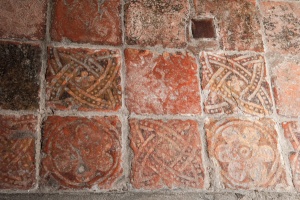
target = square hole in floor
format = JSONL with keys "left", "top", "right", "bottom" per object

{"left": 191, "top": 18, "right": 216, "bottom": 39}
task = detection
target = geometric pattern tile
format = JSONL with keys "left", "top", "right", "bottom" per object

{"left": 130, "top": 119, "right": 205, "bottom": 189}
{"left": 46, "top": 47, "right": 121, "bottom": 111}
{"left": 200, "top": 52, "right": 273, "bottom": 116}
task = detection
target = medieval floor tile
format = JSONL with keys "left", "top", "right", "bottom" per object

{"left": 129, "top": 119, "right": 205, "bottom": 189}
{"left": 46, "top": 47, "right": 121, "bottom": 112}
{"left": 0, "top": 0, "right": 47, "bottom": 40}
{"left": 206, "top": 118, "right": 287, "bottom": 190}
{"left": 125, "top": 49, "right": 201, "bottom": 115}
{"left": 200, "top": 52, "right": 273, "bottom": 116}
{"left": 51, "top": 0, "right": 122, "bottom": 45}
{"left": 125, "top": 0, "right": 189, "bottom": 48}
{"left": 0, "top": 42, "right": 41, "bottom": 111}
{"left": 41, "top": 116, "right": 122, "bottom": 190}
{"left": 0, "top": 115, "right": 37, "bottom": 190}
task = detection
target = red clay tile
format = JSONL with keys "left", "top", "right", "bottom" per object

{"left": 200, "top": 52, "right": 273, "bottom": 116}
{"left": 194, "top": 0, "right": 263, "bottom": 51}
{"left": 271, "top": 59, "right": 300, "bottom": 117}
{"left": 125, "top": 0, "right": 188, "bottom": 48}
{"left": 125, "top": 49, "right": 201, "bottom": 115}
{"left": 206, "top": 118, "right": 287, "bottom": 189}
{"left": 51, "top": 0, "right": 122, "bottom": 45}
{"left": 282, "top": 121, "right": 300, "bottom": 191}
{"left": 0, "top": 0, "right": 46, "bottom": 40}
{"left": 261, "top": 2, "right": 300, "bottom": 55}
{"left": 0, "top": 115, "right": 36, "bottom": 190}
{"left": 41, "top": 116, "right": 122, "bottom": 189}
{"left": 46, "top": 47, "right": 121, "bottom": 112}
{"left": 130, "top": 119, "right": 205, "bottom": 189}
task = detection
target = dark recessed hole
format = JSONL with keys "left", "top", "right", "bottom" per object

{"left": 191, "top": 18, "right": 216, "bottom": 39}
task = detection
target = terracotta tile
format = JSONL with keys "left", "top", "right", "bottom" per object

{"left": 51, "top": 0, "right": 122, "bottom": 45}
{"left": 125, "top": 0, "right": 188, "bottom": 48}
{"left": 0, "top": 115, "right": 37, "bottom": 190}
{"left": 46, "top": 47, "right": 121, "bottom": 112}
{"left": 0, "top": 0, "right": 46, "bottom": 40}
{"left": 0, "top": 42, "right": 41, "bottom": 111}
{"left": 206, "top": 118, "right": 287, "bottom": 189}
{"left": 41, "top": 116, "right": 122, "bottom": 190}
{"left": 129, "top": 119, "right": 205, "bottom": 189}
{"left": 200, "top": 52, "right": 273, "bottom": 116}
{"left": 282, "top": 121, "right": 300, "bottom": 191}
{"left": 194, "top": 0, "right": 263, "bottom": 51}
{"left": 261, "top": 2, "right": 300, "bottom": 55}
{"left": 271, "top": 59, "right": 300, "bottom": 117}
{"left": 125, "top": 49, "right": 201, "bottom": 115}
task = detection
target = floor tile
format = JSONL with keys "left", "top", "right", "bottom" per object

{"left": 46, "top": 47, "right": 121, "bottom": 112}
{"left": 41, "top": 116, "right": 122, "bottom": 189}
{"left": 0, "top": 115, "right": 37, "bottom": 189}
{"left": 125, "top": 49, "right": 201, "bottom": 115}
{"left": 130, "top": 119, "right": 205, "bottom": 189}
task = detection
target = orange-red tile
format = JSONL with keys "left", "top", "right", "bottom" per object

{"left": 125, "top": 49, "right": 201, "bottom": 115}
{"left": 130, "top": 119, "right": 205, "bottom": 189}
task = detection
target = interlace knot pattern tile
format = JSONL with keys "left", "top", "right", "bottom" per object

{"left": 0, "top": 0, "right": 300, "bottom": 197}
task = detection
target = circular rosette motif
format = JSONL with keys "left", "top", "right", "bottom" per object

{"left": 210, "top": 120, "right": 282, "bottom": 189}
{"left": 43, "top": 117, "right": 121, "bottom": 188}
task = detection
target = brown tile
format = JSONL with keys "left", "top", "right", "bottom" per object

{"left": 261, "top": 2, "right": 300, "bottom": 55}
{"left": 46, "top": 47, "right": 121, "bottom": 112}
{"left": 41, "top": 116, "right": 122, "bottom": 190}
{"left": 125, "top": 0, "right": 189, "bottom": 48}
{"left": 194, "top": 0, "right": 263, "bottom": 51}
{"left": 0, "top": 115, "right": 37, "bottom": 190}
{"left": 125, "top": 49, "right": 201, "bottom": 115}
{"left": 200, "top": 52, "right": 273, "bottom": 116}
{"left": 271, "top": 59, "right": 300, "bottom": 117}
{"left": 282, "top": 121, "right": 300, "bottom": 191}
{"left": 0, "top": 42, "right": 41, "bottom": 111}
{"left": 0, "top": 0, "right": 46, "bottom": 40}
{"left": 51, "top": 0, "right": 122, "bottom": 45}
{"left": 130, "top": 119, "right": 205, "bottom": 189}
{"left": 206, "top": 118, "right": 287, "bottom": 189}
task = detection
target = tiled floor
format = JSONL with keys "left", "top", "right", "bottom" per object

{"left": 0, "top": 0, "right": 300, "bottom": 195}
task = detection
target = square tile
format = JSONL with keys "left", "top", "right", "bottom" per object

{"left": 282, "top": 121, "right": 300, "bottom": 191}
{"left": 200, "top": 52, "right": 273, "bottom": 116}
{"left": 194, "top": 0, "right": 263, "bottom": 51}
{"left": 271, "top": 58, "right": 300, "bottom": 117}
{"left": 0, "top": 0, "right": 47, "bottom": 40}
{"left": 0, "top": 115, "right": 37, "bottom": 189}
{"left": 41, "top": 116, "right": 122, "bottom": 190}
{"left": 51, "top": 0, "right": 122, "bottom": 45}
{"left": 46, "top": 47, "right": 121, "bottom": 112}
{"left": 0, "top": 42, "right": 41, "bottom": 111}
{"left": 125, "top": 49, "right": 201, "bottom": 115}
{"left": 125, "top": 0, "right": 189, "bottom": 48}
{"left": 206, "top": 118, "right": 287, "bottom": 189}
{"left": 129, "top": 119, "right": 205, "bottom": 189}
{"left": 261, "top": 2, "right": 300, "bottom": 55}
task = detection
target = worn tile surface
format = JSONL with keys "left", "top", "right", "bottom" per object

{"left": 271, "top": 58, "right": 300, "bottom": 117}
{"left": 130, "top": 119, "right": 205, "bottom": 189}
{"left": 200, "top": 52, "right": 272, "bottom": 116}
{"left": 41, "top": 116, "right": 122, "bottom": 189}
{"left": 0, "top": 42, "right": 41, "bottom": 111}
{"left": 282, "top": 121, "right": 300, "bottom": 191}
{"left": 194, "top": 0, "right": 263, "bottom": 51}
{"left": 51, "top": 0, "right": 122, "bottom": 45}
{"left": 125, "top": 49, "right": 201, "bottom": 115}
{"left": 261, "top": 2, "right": 300, "bottom": 55}
{"left": 206, "top": 118, "right": 287, "bottom": 189}
{"left": 0, "top": 0, "right": 46, "bottom": 40}
{"left": 46, "top": 47, "right": 121, "bottom": 111}
{"left": 125, "top": 0, "right": 189, "bottom": 48}
{"left": 0, "top": 115, "right": 36, "bottom": 190}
